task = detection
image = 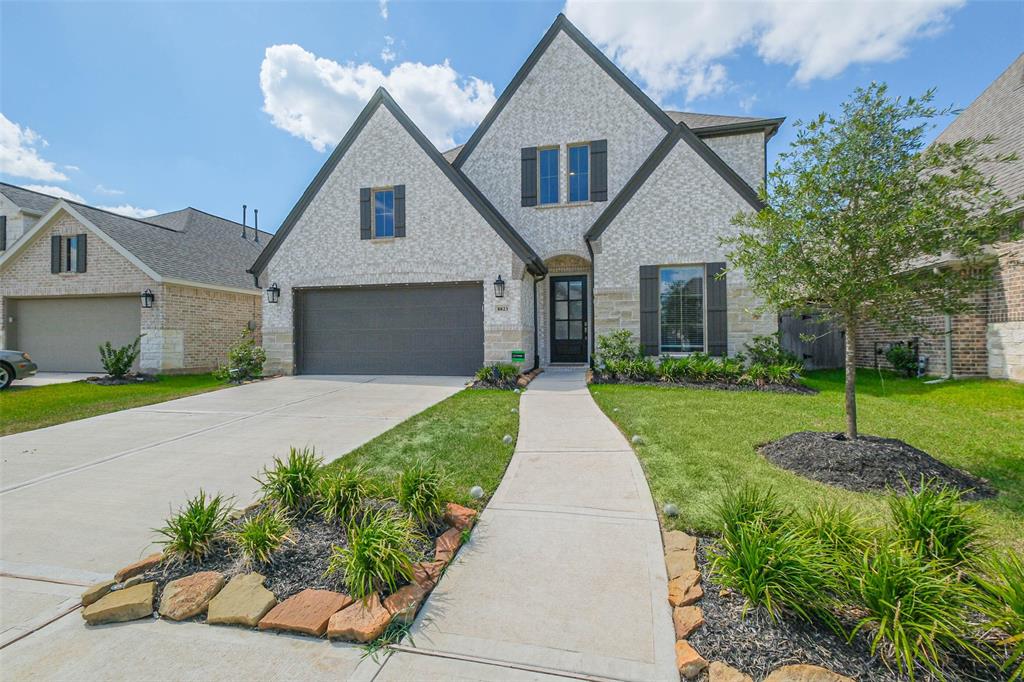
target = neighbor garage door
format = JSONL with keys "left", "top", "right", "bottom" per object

{"left": 297, "top": 283, "right": 484, "bottom": 375}
{"left": 10, "top": 297, "right": 141, "bottom": 372}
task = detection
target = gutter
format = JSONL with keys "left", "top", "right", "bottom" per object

{"left": 943, "top": 314, "right": 954, "bottom": 379}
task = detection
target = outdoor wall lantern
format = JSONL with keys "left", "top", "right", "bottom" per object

{"left": 140, "top": 288, "right": 155, "bottom": 309}
{"left": 493, "top": 275, "right": 505, "bottom": 298}
{"left": 266, "top": 282, "right": 281, "bottom": 304}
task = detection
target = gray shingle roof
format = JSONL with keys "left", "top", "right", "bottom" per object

{"left": 665, "top": 111, "right": 765, "bottom": 128}
{"left": 0, "top": 183, "right": 59, "bottom": 215}
{"left": 934, "top": 53, "right": 1024, "bottom": 212}
{"left": 1, "top": 183, "right": 265, "bottom": 290}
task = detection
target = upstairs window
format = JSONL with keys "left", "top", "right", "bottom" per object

{"left": 568, "top": 144, "right": 590, "bottom": 202}
{"left": 65, "top": 236, "right": 81, "bottom": 273}
{"left": 373, "top": 188, "right": 394, "bottom": 238}
{"left": 659, "top": 266, "right": 704, "bottom": 353}
{"left": 538, "top": 147, "right": 559, "bottom": 205}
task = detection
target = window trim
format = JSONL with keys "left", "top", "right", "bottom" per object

{"left": 536, "top": 145, "right": 560, "bottom": 206}
{"left": 566, "top": 141, "right": 591, "bottom": 204}
{"left": 65, "top": 235, "right": 79, "bottom": 273}
{"left": 371, "top": 186, "right": 395, "bottom": 240}
{"left": 657, "top": 264, "right": 708, "bottom": 355}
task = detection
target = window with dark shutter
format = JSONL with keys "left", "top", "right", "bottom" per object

{"left": 393, "top": 185, "right": 406, "bottom": 238}
{"left": 359, "top": 187, "right": 372, "bottom": 240}
{"left": 521, "top": 147, "right": 538, "bottom": 207}
{"left": 76, "top": 233, "right": 88, "bottom": 273}
{"left": 639, "top": 265, "right": 659, "bottom": 356}
{"left": 51, "top": 234, "right": 62, "bottom": 273}
{"left": 705, "top": 262, "right": 728, "bottom": 356}
{"left": 0, "top": 216, "right": 7, "bottom": 251}
{"left": 590, "top": 139, "right": 608, "bottom": 202}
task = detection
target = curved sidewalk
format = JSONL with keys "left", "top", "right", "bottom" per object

{"left": 378, "top": 369, "right": 677, "bottom": 681}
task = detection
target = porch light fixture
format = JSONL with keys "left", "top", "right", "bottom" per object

{"left": 140, "top": 288, "right": 155, "bottom": 309}
{"left": 493, "top": 275, "right": 505, "bottom": 298}
{"left": 266, "top": 282, "right": 281, "bottom": 304}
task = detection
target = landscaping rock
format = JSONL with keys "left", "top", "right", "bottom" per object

{"left": 82, "top": 582, "right": 154, "bottom": 625}
{"left": 159, "top": 571, "right": 225, "bottom": 621}
{"left": 668, "top": 570, "right": 704, "bottom": 607}
{"left": 710, "top": 661, "right": 753, "bottom": 682}
{"left": 412, "top": 561, "right": 445, "bottom": 588}
{"left": 673, "top": 605, "right": 704, "bottom": 639}
{"left": 258, "top": 588, "right": 352, "bottom": 637}
{"left": 114, "top": 553, "right": 162, "bottom": 582}
{"left": 327, "top": 594, "right": 392, "bottom": 642}
{"left": 383, "top": 583, "right": 429, "bottom": 625}
{"left": 665, "top": 548, "right": 697, "bottom": 579}
{"left": 434, "top": 528, "right": 462, "bottom": 563}
{"left": 764, "top": 664, "right": 854, "bottom": 682}
{"left": 122, "top": 576, "right": 143, "bottom": 588}
{"left": 207, "top": 573, "right": 277, "bottom": 627}
{"left": 664, "top": 530, "right": 697, "bottom": 553}
{"left": 443, "top": 503, "right": 477, "bottom": 530}
{"left": 81, "top": 579, "right": 116, "bottom": 607}
{"left": 675, "top": 640, "right": 707, "bottom": 679}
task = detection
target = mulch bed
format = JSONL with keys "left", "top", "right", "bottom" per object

{"left": 589, "top": 375, "right": 817, "bottom": 395}
{"left": 86, "top": 373, "right": 159, "bottom": 386}
{"left": 761, "top": 431, "right": 995, "bottom": 499}
{"left": 471, "top": 367, "right": 542, "bottom": 391}
{"left": 691, "top": 540, "right": 1005, "bottom": 682}
{"left": 141, "top": 499, "right": 441, "bottom": 612}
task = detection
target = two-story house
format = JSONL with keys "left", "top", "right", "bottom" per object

{"left": 249, "top": 14, "right": 783, "bottom": 375}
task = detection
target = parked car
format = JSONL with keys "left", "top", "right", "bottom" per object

{"left": 0, "top": 350, "right": 38, "bottom": 389}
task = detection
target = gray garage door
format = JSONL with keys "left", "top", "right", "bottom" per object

{"left": 9, "top": 297, "right": 141, "bottom": 372}
{"left": 297, "top": 283, "right": 484, "bottom": 375}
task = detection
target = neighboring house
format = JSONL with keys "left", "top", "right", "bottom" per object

{"left": 855, "top": 54, "right": 1024, "bottom": 381}
{"left": 0, "top": 183, "right": 267, "bottom": 373}
{"left": 250, "top": 14, "right": 782, "bottom": 376}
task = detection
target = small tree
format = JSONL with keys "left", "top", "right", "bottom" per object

{"left": 98, "top": 334, "right": 143, "bottom": 378}
{"left": 726, "top": 83, "right": 1019, "bottom": 439}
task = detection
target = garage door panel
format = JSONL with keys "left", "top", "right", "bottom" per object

{"left": 10, "top": 297, "right": 141, "bottom": 373}
{"left": 298, "top": 284, "right": 484, "bottom": 376}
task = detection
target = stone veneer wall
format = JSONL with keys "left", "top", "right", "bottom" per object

{"left": 536, "top": 254, "right": 592, "bottom": 365}
{"left": 987, "top": 238, "right": 1024, "bottom": 381}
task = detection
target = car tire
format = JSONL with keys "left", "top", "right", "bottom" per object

{"left": 0, "top": 362, "right": 13, "bottom": 390}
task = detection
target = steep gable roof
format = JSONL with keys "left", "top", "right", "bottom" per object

{"left": 249, "top": 88, "right": 547, "bottom": 278}
{"left": 667, "top": 112, "right": 785, "bottom": 140}
{"left": 450, "top": 14, "right": 763, "bottom": 211}
{"left": 0, "top": 182, "right": 60, "bottom": 215}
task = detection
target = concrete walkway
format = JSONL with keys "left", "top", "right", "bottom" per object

{"left": 377, "top": 369, "right": 677, "bottom": 681}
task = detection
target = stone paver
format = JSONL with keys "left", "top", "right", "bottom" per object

{"left": 206, "top": 573, "right": 277, "bottom": 627}
{"left": 710, "top": 660, "right": 754, "bottom": 682}
{"left": 765, "top": 664, "right": 855, "bottom": 682}
{"left": 158, "top": 571, "right": 225, "bottom": 621}
{"left": 327, "top": 593, "right": 391, "bottom": 642}
{"left": 381, "top": 369, "right": 676, "bottom": 681}
{"left": 81, "top": 582, "right": 154, "bottom": 625}
{"left": 80, "top": 579, "right": 115, "bottom": 607}
{"left": 115, "top": 552, "right": 163, "bottom": 582}
{"left": 258, "top": 588, "right": 352, "bottom": 637}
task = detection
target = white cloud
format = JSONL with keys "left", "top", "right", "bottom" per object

{"left": 379, "top": 0, "right": 388, "bottom": 19}
{"left": 381, "top": 36, "right": 396, "bottom": 63}
{"left": 64, "top": 164, "right": 80, "bottom": 172}
{"left": 95, "top": 184, "right": 125, "bottom": 196}
{"left": 564, "top": 0, "right": 963, "bottom": 102}
{"left": 260, "top": 44, "right": 496, "bottom": 152}
{"left": 23, "top": 184, "right": 85, "bottom": 202}
{"left": 0, "top": 114, "right": 68, "bottom": 181}
{"left": 98, "top": 204, "right": 159, "bottom": 219}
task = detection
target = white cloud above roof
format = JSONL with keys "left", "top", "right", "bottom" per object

{"left": 0, "top": 114, "right": 69, "bottom": 181}
{"left": 23, "top": 184, "right": 85, "bottom": 202}
{"left": 259, "top": 44, "right": 495, "bottom": 152}
{"left": 564, "top": 0, "right": 963, "bottom": 102}
{"left": 97, "top": 204, "right": 159, "bottom": 219}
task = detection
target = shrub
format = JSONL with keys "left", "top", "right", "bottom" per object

{"left": 604, "top": 356, "right": 657, "bottom": 381}
{"left": 326, "top": 507, "right": 420, "bottom": 600}
{"left": 800, "top": 502, "right": 875, "bottom": 557}
{"left": 474, "top": 362, "right": 519, "bottom": 389}
{"left": 885, "top": 343, "right": 918, "bottom": 377}
{"left": 256, "top": 447, "right": 323, "bottom": 514}
{"left": 316, "top": 466, "right": 375, "bottom": 523}
{"left": 98, "top": 334, "right": 143, "bottom": 378}
{"left": 396, "top": 462, "right": 447, "bottom": 526}
{"left": 155, "top": 490, "right": 233, "bottom": 561}
{"left": 716, "top": 484, "right": 790, "bottom": 543}
{"left": 231, "top": 505, "right": 292, "bottom": 564}
{"left": 745, "top": 332, "right": 801, "bottom": 368}
{"left": 888, "top": 478, "right": 984, "bottom": 567}
{"left": 849, "top": 540, "right": 979, "bottom": 679}
{"left": 975, "top": 551, "right": 1024, "bottom": 681}
{"left": 215, "top": 328, "right": 266, "bottom": 382}
{"left": 743, "top": 361, "right": 802, "bottom": 386}
{"left": 596, "top": 330, "right": 640, "bottom": 364}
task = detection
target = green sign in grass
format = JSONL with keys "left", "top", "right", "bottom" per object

{"left": 511, "top": 350, "right": 525, "bottom": 363}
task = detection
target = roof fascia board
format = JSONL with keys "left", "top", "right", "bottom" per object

{"left": 452, "top": 13, "right": 675, "bottom": 170}
{"left": 161, "top": 277, "right": 260, "bottom": 296}
{"left": 694, "top": 117, "right": 785, "bottom": 141}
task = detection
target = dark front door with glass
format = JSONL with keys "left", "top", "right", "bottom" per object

{"left": 550, "top": 275, "right": 588, "bottom": 363}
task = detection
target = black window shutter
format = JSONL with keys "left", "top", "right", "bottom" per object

{"left": 706, "top": 262, "right": 728, "bottom": 356}
{"left": 521, "top": 147, "right": 538, "bottom": 207}
{"left": 51, "top": 234, "right": 62, "bottom": 273}
{"left": 590, "top": 139, "right": 608, "bottom": 202}
{"left": 639, "top": 265, "right": 659, "bottom": 356}
{"left": 359, "top": 188, "right": 371, "bottom": 240}
{"left": 393, "top": 185, "right": 406, "bottom": 238}
{"left": 0, "top": 216, "right": 7, "bottom": 251}
{"left": 76, "top": 233, "right": 88, "bottom": 272}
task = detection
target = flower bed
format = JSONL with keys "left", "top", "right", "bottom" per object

{"left": 471, "top": 363, "right": 541, "bottom": 390}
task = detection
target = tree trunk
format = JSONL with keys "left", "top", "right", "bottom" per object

{"left": 844, "top": 323, "right": 858, "bottom": 440}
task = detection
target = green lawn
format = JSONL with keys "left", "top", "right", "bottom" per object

{"left": 590, "top": 370, "right": 1024, "bottom": 550}
{"left": 0, "top": 374, "right": 225, "bottom": 436}
{"left": 321, "top": 388, "right": 520, "bottom": 508}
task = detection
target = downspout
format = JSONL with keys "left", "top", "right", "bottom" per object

{"left": 584, "top": 236, "right": 597, "bottom": 366}
{"left": 531, "top": 270, "right": 546, "bottom": 372}
{"left": 943, "top": 313, "right": 953, "bottom": 379}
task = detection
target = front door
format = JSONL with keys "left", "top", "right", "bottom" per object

{"left": 550, "top": 275, "right": 588, "bottom": 363}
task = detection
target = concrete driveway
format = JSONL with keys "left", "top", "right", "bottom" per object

{"left": 0, "top": 375, "right": 465, "bottom": 657}
{"left": 11, "top": 372, "right": 94, "bottom": 388}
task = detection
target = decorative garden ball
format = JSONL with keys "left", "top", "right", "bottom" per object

{"left": 663, "top": 503, "right": 680, "bottom": 517}
{"left": 514, "top": 388, "right": 521, "bottom": 394}
{"left": 470, "top": 485, "right": 485, "bottom": 500}
{"left": 503, "top": 434, "right": 514, "bottom": 445}
{"left": 631, "top": 435, "right": 644, "bottom": 445}
{"left": 511, "top": 407, "right": 518, "bottom": 413}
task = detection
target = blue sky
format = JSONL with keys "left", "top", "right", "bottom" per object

{"left": 1, "top": 1, "right": 1021, "bottom": 228}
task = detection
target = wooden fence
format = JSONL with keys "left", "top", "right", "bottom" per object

{"left": 779, "top": 313, "right": 845, "bottom": 370}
